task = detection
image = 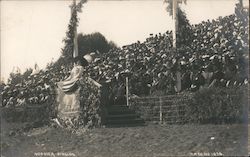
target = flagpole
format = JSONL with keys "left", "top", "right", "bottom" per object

{"left": 172, "top": 0, "right": 177, "bottom": 49}
{"left": 72, "top": 0, "right": 78, "bottom": 58}
{"left": 172, "top": 0, "right": 181, "bottom": 93}
{"left": 125, "top": 55, "right": 129, "bottom": 107}
{"left": 73, "top": 22, "right": 78, "bottom": 58}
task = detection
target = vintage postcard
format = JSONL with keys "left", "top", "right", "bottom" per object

{"left": 1, "top": 0, "right": 249, "bottom": 157}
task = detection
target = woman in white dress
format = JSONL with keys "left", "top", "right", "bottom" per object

{"left": 55, "top": 54, "right": 101, "bottom": 128}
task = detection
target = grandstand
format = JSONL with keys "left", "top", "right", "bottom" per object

{"left": 1, "top": 2, "right": 249, "bottom": 126}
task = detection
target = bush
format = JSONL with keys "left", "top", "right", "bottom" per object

{"left": 186, "top": 86, "right": 248, "bottom": 124}
{"left": 1, "top": 103, "right": 52, "bottom": 123}
{"left": 130, "top": 86, "right": 247, "bottom": 125}
{"left": 79, "top": 77, "right": 103, "bottom": 128}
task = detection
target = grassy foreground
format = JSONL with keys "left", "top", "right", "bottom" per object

{"left": 1, "top": 120, "right": 248, "bottom": 157}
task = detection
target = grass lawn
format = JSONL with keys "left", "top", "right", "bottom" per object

{"left": 1, "top": 120, "right": 248, "bottom": 157}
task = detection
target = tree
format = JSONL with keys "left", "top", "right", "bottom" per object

{"left": 108, "top": 41, "right": 118, "bottom": 50}
{"left": 77, "top": 32, "right": 118, "bottom": 56}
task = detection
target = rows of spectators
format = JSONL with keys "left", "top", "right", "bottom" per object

{"left": 86, "top": 7, "right": 249, "bottom": 97}
{"left": 1, "top": 62, "right": 73, "bottom": 108}
{"left": 1, "top": 4, "right": 249, "bottom": 107}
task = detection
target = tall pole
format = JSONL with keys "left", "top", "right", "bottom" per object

{"left": 172, "top": 0, "right": 181, "bottom": 93}
{"left": 172, "top": 0, "right": 178, "bottom": 48}
{"left": 72, "top": 0, "right": 79, "bottom": 58}
{"left": 73, "top": 23, "right": 79, "bottom": 58}
{"left": 126, "top": 77, "right": 129, "bottom": 106}
{"left": 125, "top": 54, "right": 129, "bottom": 107}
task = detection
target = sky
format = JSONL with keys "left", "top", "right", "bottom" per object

{"left": 1, "top": 0, "right": 247, "bottom": 82}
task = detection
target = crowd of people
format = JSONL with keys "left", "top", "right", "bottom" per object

{"left": 1, "top": 62, "right": 73, "bottom": 108}
{"left": 86, "top": 6, "right": 249, "bottom": 97}
{"left": 1, "top": 4, "right": 249, "bottom": 108}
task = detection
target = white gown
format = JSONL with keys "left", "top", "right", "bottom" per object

{"left": 56, "top": 65, "right": 84, "bottom": 127}
{"left": 60, "top": 65, "right": 84, "bottom": 92}
{"left": 56, "top": 65, "right": 101, "bottom": 128}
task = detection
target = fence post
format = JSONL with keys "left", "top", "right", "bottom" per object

{"left": 126, "top": 76, "right": 129, "bottom": 107}
{"left": 159, "top": 97, "right": 163, "bottom": 124}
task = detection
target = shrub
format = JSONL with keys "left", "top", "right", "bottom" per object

{"left": 185, "top": 86, "right": 248, "bottom": 124}
{"left": 79, "top": 77, "right": 103, "bottom": 128}
{"left": 2, "top": 104, "right": 49, "bottom": 125}
{"left": 130, "top": 86, "right": 247, "bottom": 124}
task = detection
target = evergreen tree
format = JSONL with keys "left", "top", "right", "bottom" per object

{"left": 77, "top": 32, "right": 118, "bottom": 56}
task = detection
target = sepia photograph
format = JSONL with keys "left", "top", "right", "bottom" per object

{"left": 0, "top": 0, "right": 249, "bottom": 156}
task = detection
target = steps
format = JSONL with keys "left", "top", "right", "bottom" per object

{"left": 104, "top": 105, "right": 145, "bottom": 127}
